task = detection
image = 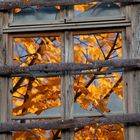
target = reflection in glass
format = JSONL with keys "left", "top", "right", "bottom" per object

{"left": 74, "top": 2, "right": 121, "bottom": 18}
{"left": 12, "top": 36, "right": 61, "bottom": 117}
{"left": 13, "top": 6, "right": 60, "bottom": 24}
{"left": 74, "top": 33, "right": 123, "bottom": 115}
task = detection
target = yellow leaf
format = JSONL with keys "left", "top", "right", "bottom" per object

{"left": 14, "top": 8, "right": 21, "bottom": 13}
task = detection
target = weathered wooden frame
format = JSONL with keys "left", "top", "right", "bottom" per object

{"left": 8, "top": 30, "right": 124, "bottom": 140}
{"left": 121, "top": 4, "right": 140, "bottom": 140}
{"left": 0, "top": 1, "right": 139, "bottom": 140}
{"left": 4, "top": 3, "right": 130, "bottom": 32}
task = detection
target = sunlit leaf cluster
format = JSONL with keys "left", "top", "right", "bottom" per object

{"left": 75, "top": 124, "right": 124, "bottom": 140}
{"left": 74, "top": 2, "right": 97, "bottom": 12}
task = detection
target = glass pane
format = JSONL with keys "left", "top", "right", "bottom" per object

{"left": 74, "top": 33, "right": 123, "bottom": 116}
{"left": 75, "top": 124, "right": 124, "bottom": 140}
{"left": 13, "top": 6, "right": 61, "bottom": 24}
{"left": 74, "top": 2, "right": 121, "bottom": 18}
{"left": 12, "top": 36, "right": 61, "bottom": 118}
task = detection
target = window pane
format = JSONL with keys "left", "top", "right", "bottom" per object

{"left": 74, "top": 33, "right": 123, "bottom": 116}
{"left": 12, "top": 6, "right": 61, "bottom": 25}
{"left": 12, "top": 36, "right": 61, "bottom": 118}
{"left": 74, "top": 2, "right": 121, "bottom": 18}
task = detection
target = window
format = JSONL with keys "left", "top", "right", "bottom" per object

{"left": 12, "top": 34, "right": 62, "bottom": 118}
{"left": 73, "top": 32, "right": 123, "bottom": 115}
{"left": 11, "top": 6, "right": 63, "bottom": 26}
{"left": 1, "top": 1, "right": 135, "bottom": 140}
{"left": 10, "top": 33, "right": 124, "bottom": 139}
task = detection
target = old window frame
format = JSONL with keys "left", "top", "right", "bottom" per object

{"left": 1, "top": 2, "right": 138, "bottom": 140}
{"left": 10, "top": 28, "right": 124, "bottom": 119}
{"left": 9, "top": 31, "right": 124, "bottom": 140}
{"left": 9, "top": 6, "right": 65, "bottom": 26}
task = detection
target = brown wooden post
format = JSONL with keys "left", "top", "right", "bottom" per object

{"left": 61, "top": 5, "right": 74, "bottom": 140}
{"left": 122, "top": 2, "right": 140, "bottom": 140}
{"left": 61, "top": 31, "right": 74, "bottom": 140}
{"left": 0, "top": 1, "right": 12, "bottom": 139}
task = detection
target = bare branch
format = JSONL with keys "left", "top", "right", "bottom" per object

{"left": 94, "top": 35, "right": 106, "bottom": 59}
{"left": 12, "top": 42, "right": 42, "bottom": 93}
{"left": 0, "top": 113, "right": 140, "bottom": 133}
{"left": 103, "top": 76, "right": 122, "bottom": 100}
{"left": 1, "top": 59, "right": 140, "bottom": 77}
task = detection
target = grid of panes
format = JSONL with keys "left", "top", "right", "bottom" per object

{"left": 10, "top": 2, "right": 124, "bottom": 140}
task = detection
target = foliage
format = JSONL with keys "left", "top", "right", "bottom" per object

{"left": 74, "top": 33, "right": 122, "bottom": 113}
{"left": 75, "top": 124, "right": 124, "bottom": 140}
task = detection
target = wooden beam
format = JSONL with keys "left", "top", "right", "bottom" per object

{"left": 61, "top": 30, "right": 74, "bottom": 139}
{"left": 0, "top": 1, "right": 12, "bottom": 139}
{"left": 10, "top": 67, "right": 133, "bottom": 78}
{"left": 122, "top": 3, "right": 140, "bottom": 140}
{"left": 0, "top": 113, "right": 140, "bottom": 133}
{"left": 0, "top": 0, "right": 139, "bottom": 11}
{"left": 0, "top": 59, "right": 139, "bottom": 76}
{"left": 5, "top": 20, "right": 130, "bottom": 33}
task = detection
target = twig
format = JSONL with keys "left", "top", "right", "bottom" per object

{"left": 12, "top": 40, "right": 42, "bottom": 94}
{"left": 52, "top": 130, "right": 61, "bottom": 140}
{"left": 94, "top": 124, "right": 101, "bottom": 140}
{"left": 103, "top": 76, "right": 122, "bottom": 100}
{"left": 94, "top": 35, "right": 106, "bottom": 59}
{"left": 26, "top": 129, "right": 40, "bottom": 140}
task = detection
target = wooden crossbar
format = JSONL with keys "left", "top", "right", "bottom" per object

{"left": 0, "top": 0, "right": 139, "bottom": 11}
{"left": 0, "top": 113, "right": 140, "bottom": 133}
{"left": 0, "top": 59, "right": 139, "bottom": 77}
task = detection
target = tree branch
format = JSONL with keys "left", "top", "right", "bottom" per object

{"left": 0, "top": 113, "right": 140, "bottom": 133}
{"left": 11, "top": 46, "right": 41, "bottom": 94}
{"left": 1, "top": 59, "right": 140, "bottom": 77}
{"left": 103, "top": 76, "right": 122, "bottom": 100}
